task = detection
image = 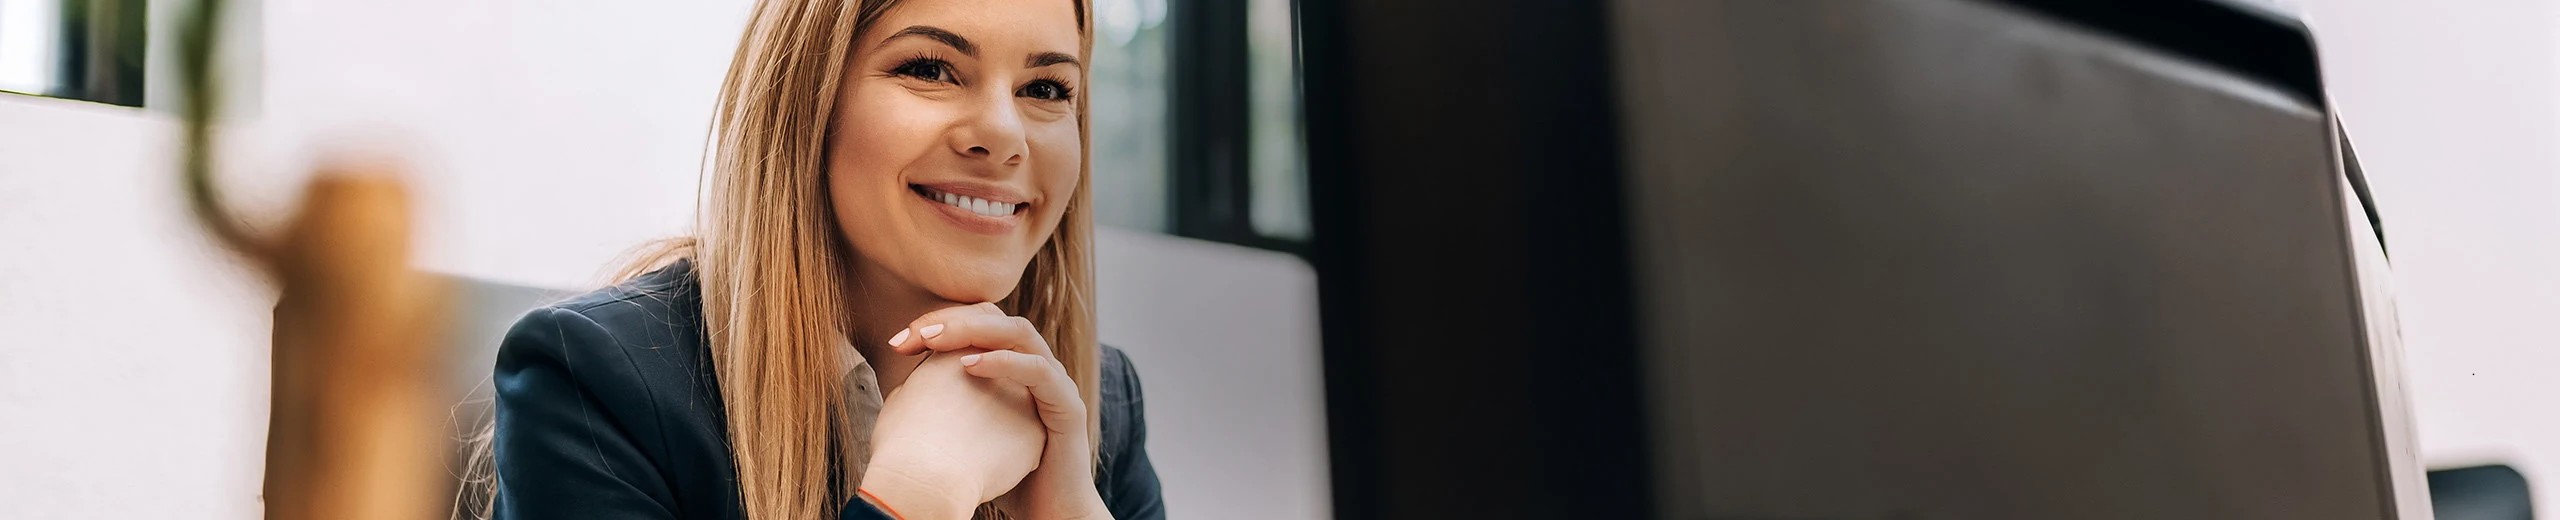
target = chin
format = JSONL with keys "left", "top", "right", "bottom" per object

{"left": 920, "top": 261, "right": 1028, "bottom": 304}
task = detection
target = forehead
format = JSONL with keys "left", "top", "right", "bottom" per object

{"left": 870, "top": 0, "right": 1083, "bottom": 54}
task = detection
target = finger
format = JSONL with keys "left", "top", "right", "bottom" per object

{"left": 959, "top": 350, "right": 1086, "bottom": 432}
{"left": 912, "top": 314, "right": 1053, "bottom": 358}
{"left": 887, "top": 302, "right": 1006, "bottom": 353}
{"left": 960, "top": 350, "right": 1085, "bottom": 432}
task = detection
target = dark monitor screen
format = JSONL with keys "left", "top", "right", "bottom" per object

{"left": 1301, "top": 1, "right": 2419, "bottom": 518}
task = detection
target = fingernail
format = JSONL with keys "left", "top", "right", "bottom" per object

{"left": 919, "top": 323, "right": 945, "bottom": 338}
{"left": 887, "top": 328, "right": 912, "bottom": 347}
{"left": 961, "top": 354, "right": 982, "bottom": 366}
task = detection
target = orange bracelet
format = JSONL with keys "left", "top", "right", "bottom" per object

{"left": 855, "top": 488, "right": 909, "bottom": 520}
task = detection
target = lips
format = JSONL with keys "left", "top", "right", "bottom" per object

{"left": 914, "top": 184, "right": 1025, "bottom": 217}
{"left": 910, "top": 183, "right": 1028, "bottom": 235}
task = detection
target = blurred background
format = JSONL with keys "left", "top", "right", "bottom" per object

{"left": 5, "top": 0, "right": 2560, "bottom": 517}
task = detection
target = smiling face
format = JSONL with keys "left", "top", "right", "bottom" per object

{"left": 829, "top": 0, "right": 1085, "bottom": 305}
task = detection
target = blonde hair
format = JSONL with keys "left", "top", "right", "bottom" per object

{"left": 699, "top": 0, "right": 1096, "bottom": 517}
{"left": 461, "top": 0, "right": 1097, "bottom": 518}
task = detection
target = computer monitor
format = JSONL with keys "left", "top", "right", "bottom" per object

{"left": 1300, "top": 1, "right": 2421, "bottom": 518}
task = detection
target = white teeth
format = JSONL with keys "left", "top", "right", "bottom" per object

{"left": 928, "top": 189, "right": 1013, "bottom": 217}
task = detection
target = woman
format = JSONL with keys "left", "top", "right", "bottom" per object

{"left": 481, "top": 0, "right": 1162, "bottom": 518}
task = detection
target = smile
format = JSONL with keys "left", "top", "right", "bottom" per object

{"left": 912, "top": 184, "right": 1027, "bottom": 217}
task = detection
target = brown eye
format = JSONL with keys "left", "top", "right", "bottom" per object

{"left": 892, "top": 58, "right": 955, "bottom": 83}
{"left": 1019, "top": 79, "right": 1073, "bottom": 101}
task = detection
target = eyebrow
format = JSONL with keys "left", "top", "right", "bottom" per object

{"left": 1027, "top": 52, "right": 1080, "bottom": 69}
{"left": 885, "top": 25, "right": 977, "bottom": 57}
{"left": 885, "top": 25, "right": 1081, "bottom": 70}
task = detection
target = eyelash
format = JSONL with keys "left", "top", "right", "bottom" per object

{"left": 1021, "top": 77, "right": 1075, "bottom": 102}
{"left": 889, "top": 56, "right": 957, "bottom": 84}
{"left": 887, "top": 56, "right": 1077, "bottom": 103}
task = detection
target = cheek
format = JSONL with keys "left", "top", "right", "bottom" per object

{"left": 1029, "top": 121, "right": 1083, "bottom": 217}
{"left": 827, "top": 85, "right": 957, "bottom": 275}
{"left": 831, "top": 87, "right": 949, "bottom": 207}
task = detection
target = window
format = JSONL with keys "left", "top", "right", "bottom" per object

{"left": 1244, "top": 0, "right": 1305, "bottom": 241}
{"left": 0, "top": 0, "right": 147, "bottom": 107}
{"left": 1090, "top": 0, "right": 1307, "bottom": 253}
{"left": 1088, "top": 0, "right": 1175, "bottom": 232}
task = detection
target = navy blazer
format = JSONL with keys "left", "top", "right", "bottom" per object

{"left": 490, "top": 260, "right": 1166, "bottom": 519}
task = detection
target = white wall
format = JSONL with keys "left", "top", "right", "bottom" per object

{"left": 0, "top": 96, "right": 272, "bottom": 519}
{"left": 2284, "top": 0, "right": 2560, "bottom": 509}
{"left": 1, "top": 1, "right": 276, "bottom": 516}
{"left": 256, "top": 0, "right": 750, "bottom": 289}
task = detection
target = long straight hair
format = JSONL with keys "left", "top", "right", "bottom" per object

{"left": 460, "top": 1, "right": 1097, "bottom": 519}
{"left": 695, "top": 0, "right": 1096, "bottom": 517}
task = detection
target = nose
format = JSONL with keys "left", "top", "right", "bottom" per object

{"left": 947, "top": 95, "right": 1029, "bottom": 167}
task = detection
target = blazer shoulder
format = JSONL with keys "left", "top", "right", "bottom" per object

{"left": 536, "top": 261, "right": 704, "bottom": 354}
{"left": 493, "top": 260, "right": 717, "bottom": 436}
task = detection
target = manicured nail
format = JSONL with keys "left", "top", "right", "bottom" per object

{"left": 961, "top": 354, "right": 982, "bottom": 366}
{"left": 887, "top": 328, "right": 912, "bottom": 347}
{"left": 919, "top": 323, "right": 945, "bottom": 338}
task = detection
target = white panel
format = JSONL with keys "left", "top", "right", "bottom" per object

{"left": 0, "top": 97, "right": 271, "bottom": 520}
{"left": 1095, "top": 226, "right": 1332, "bottom": 519}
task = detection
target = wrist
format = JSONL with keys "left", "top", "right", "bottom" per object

{"left": 858, "top": 461, "right": 975, "bottom": 520}
{"left": 1064, "top": 493, "right": 1113, "bottom": 520}
{"left": 1034, "top": 488, "right": 1112, "bottom": 520}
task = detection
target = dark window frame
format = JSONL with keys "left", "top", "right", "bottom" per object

{"left": 1166, "top": 0, "right": 1308, "bottom": 257}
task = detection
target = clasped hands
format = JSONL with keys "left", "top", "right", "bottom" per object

{"left": 858, "top": 303, "right": 1110, "bottom": 520}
